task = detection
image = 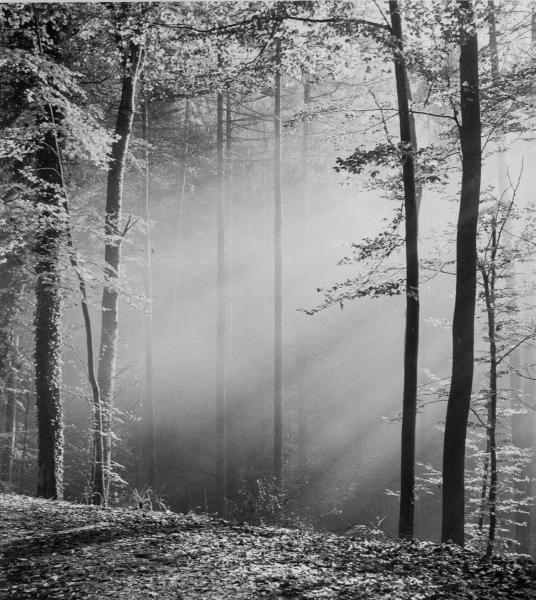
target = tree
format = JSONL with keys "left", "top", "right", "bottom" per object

{"left": 389, "top": 0, "right": 420, "bottom": 541}
{"left": 96, "top": 6, "right": 146, "bottom": 502}
{"left": 31, "top": 11, "right": 67, "bottom": 501}
{"left": 442, "top": 0, "right": 482, "bottom": 546}
{"left": 140, "top": 92, "right": 156, "bottom": 491}
{"left": 273, "top": 36, "right": 283, "bottom": 491}
{"left": 215, "top": 84, "right": 228, "bottom": 517}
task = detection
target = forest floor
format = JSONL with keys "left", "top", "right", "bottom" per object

{"left": 0, "top": 494, "right": 535, "bottom": 599}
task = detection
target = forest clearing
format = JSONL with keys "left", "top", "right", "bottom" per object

{"left": 2, "top": 0, "right": 536, "bottom": 597}
{"left": 1, "top": 494, "right": 535, "bottom": 599}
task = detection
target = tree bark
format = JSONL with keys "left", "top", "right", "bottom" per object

{"left": 96, "top": 40, "right": 144, "bottom": 499}
{"left": 34, "top": 129, "right": 65, "bottom": 500}
{"left": 273, "top": 37, "right": 283, "bottom": 491}
{"left": 389, "top": 1, "right": 420, "bottom": 540}
{"left": 441, "top": 0, "right": 481, "bottom": 546}
{"left": 215, "top": 89, "right": 228, "bottom": 517}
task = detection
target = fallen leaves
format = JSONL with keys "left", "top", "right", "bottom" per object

{"left": 0, "top": 493, "right": 534, "bottom": 599}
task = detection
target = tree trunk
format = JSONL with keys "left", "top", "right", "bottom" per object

{"left": 19, "top": 391, "right": 31, "bottom": 494}
{"left": 96, "top": 40, "right": 144, "bottom": 499}
{"left": 389, "top": 0, "right": 420, "bottom": 540}
{"left": 273, "top": 38, "right": 283, "bottom": 490}
{"left": 488, "top": 0, "right": 536, "bottom": 554}
{"left": 225, "top": 95, "right": 236, "bottom": 502}
{"left": 34, "top": 130, "right": 65, "bottom": 500}
{"left": 215, "top": 89, "right": 228, "bottom": 517}
{"left": 172, "top": 99, "right": 190, "bottom": 378}
{"left": 441, "top": 0, "right": 481, "bottom": 546}
{"left": 481, "top": 264, "right": 498, "bottom": 556}
{"left": 297, "top": 76, "right": 310, "bottom": 480}
{"left": 141, "top": 95, "right": 156, "bottom": 490}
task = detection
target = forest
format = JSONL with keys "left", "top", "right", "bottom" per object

{"left": 1, "top": 1, "right": 536, "bottom": 597}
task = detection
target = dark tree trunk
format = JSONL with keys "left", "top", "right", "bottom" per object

{"left": 96, "top": 40, "right": 144, "bottom": 500}
{"left": 389, "top": 0, "right": 420, "bottom": 540}
{"left": 28, "top": 7, "right": 66, "bottom": 501}
{"left": 441, "top": 0, "right": 481, "bottom": 546}
{"left": 215, "top": 89, "right": 228, "bottom": 517}
{"left": 34, "top": 129, "right": 65, "bottom": 500}
{"left": 141, "top": 95, "right": 156, "bottom": 490}
{"left": 273, "top": 38, "right": 283, "bottom": 490}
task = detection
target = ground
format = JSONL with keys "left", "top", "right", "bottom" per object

{"left": 0, "top": 494, "right": 534, "bottom": 599}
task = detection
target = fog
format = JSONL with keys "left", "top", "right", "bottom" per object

{"left": 18, "top": 54, "right": 521, "bottom": 549}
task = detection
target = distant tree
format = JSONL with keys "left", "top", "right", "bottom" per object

{"left": 273, "top": 35, "right": 283, "bottom": 492}
{"left": 215, "top": 81, "right": 228, "bottom": 517}
{"left": 140, "top": 91, "right": 156, "bottom": 492}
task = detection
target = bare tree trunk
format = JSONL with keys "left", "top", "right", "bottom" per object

{"left": 215, "top": 90, "right": 228, "bottom": 517}
{"left": 225, "top": 95, "right": 235, "bottom": 502}
{"left": 297, "top": 76, "right": 310, "bottom": 479}
{"left": 96, "top": 40, "right": 144, "bottom": 500}
{"left": 141, "top": 95, "right": 156, "bottom": 490}
{"left": 441, "top": 0, "right": 481, "bottom": 546}
{"left": 273, "top": 38, "right": 283, "bottom": 491}
{"left": 173, "top": 99, "right": 189, "bottom": 357}
{"left": 481, "top": 263, "right": 498, "bottom": 556}
{"left": 389, "top": 0, "right": 420, "bottom": 540}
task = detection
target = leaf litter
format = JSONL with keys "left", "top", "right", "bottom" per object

{"left": 0, "top": 494, "right": 534, "bottom": 599}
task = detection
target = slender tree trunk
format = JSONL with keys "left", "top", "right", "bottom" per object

{"left": 97, "top": 41, "right": 144, "bottom": 498}
{"left": 173, "top": 100, "right": 189, "bottom": 356}
{"left": 297, "top": 77, "right": 310, "bottom": 479}
{"left": 225, "top": 95, "right": 235, "bottom": 501}
{"left": 215, "top": 90, "right": 228, "bottom": 517}
{"left": 389, "top": 0, "right": 420, "bottom": 540}
{"left": 441, "top": 0, "right": 481, "bottom": 546}
{"left": 481, "top": 263, "right": 498, "bottom": 556}
{"left": 19, "top": 391, "right": 31, "bottom": 494}
{"left": 488, "top": 0, "right": 536, "bottom": 554}
{"left": 273, "top": 38, "right": 283, "bottom": 490}
{"left": 141, "top": 95, "right": 156, "bottom": 490}
{"left": 477, "top": 452, "right": 490, "bottom": 531}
